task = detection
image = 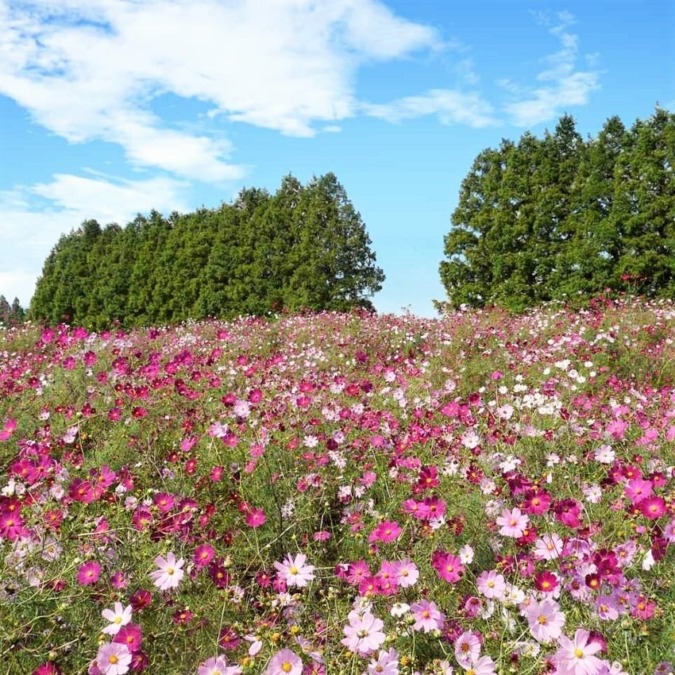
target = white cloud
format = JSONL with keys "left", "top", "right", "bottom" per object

{"left": 363, "top": 89, "right": 498, "bottom": 128}
{"left": 0, "top": 0, "right": 440, "bottom": 180}
{"left": 0, "top": 173, "right": 188, "bottom": 306}
{"left": 503, "top": 12, "right": 600, "bottom": 127}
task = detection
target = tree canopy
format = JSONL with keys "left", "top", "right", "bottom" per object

{"left": 439, "top": 108, "right": 675, "bottom": 310}
{"left": 30, "top": 173, "right": 385, "bottom": 328}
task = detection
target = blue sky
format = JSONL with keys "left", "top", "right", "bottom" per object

{"left": 1, "top": 0, "right": 672, "bottom": 317}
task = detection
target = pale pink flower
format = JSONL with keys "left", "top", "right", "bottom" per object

{"left": 265, "top": 649, "right": 303, "bottom": 675}
{"left": 496, "top": 507, "right": 529, "bottom": 538}
{"left": 553, "top": 628, "right": 605, "bottom": 675}
{"left": 341, "top": 610, "right": 386, "bottom": 656}
{"left": 198, "top": 655, "right": 242, "bottom": 675}
{"left": 524, "top": 598, "right": 566, "bottom": 643}
{"left": 101, "top": 603, "right": 132, "bottom": 636}
{"left": 454, "top": 631, "right": 481, "bottom": 667}
{"left": 394, "top": 559, "right": 419, "bottom": 588}
{"left": 149, "top": 552, "right": 185, "bottom": 591}
{"left": 476, "top": 570, "right": 506, "bottom": 599}
{"left": 534, "top": 533, "right": 564, "bottom": 560}
{"left": 410, "top": 599, "right": 444, "bottom": 633}
{"left": 367, "top": 648, "right": 399, "bottom": 674}
{"left": 273, "top": 553, "right": 315, "bottom": 588}
{"left": 459, "top": 655, "right": 496, "bottom": 674}
{"left": 95, "top": 643, "right": 132, "bottom": 675}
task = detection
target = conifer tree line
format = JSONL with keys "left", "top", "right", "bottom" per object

{"left": 439, "top": 107, "right": 675, "bottom": 310}
{"left": 30, "top": 173, "right": 385, "bottom": 329}
{"left": 0, "top": 296, "right": 26, "bottom": 327}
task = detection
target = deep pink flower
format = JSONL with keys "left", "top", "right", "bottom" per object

{"left": 638, "top": 496, "right": 666, "bottom": 520}
{"left": 245, "top": 507, "right": 267, "bottom": 528}
{"left": 77, "top": 560, "right": 101, "bottom": 586}
{"left": 432, "top": 550, "right": 464, "bottom": 583}
{"left": 113, "top": 624, "right": 143, "bottom": 653}
{"left": 368, "top": 520, "right": 402, "bottom": 544}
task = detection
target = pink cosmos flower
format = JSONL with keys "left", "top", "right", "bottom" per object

{"left": 101, "top": 603, "right": 132, "bottom": 636}
{"left": 432, "top": 551, "right": 465, "bottom": 583}
{"left": 245, "top": 507, "right": 267, "bottom": 528}
{"left": 113, "top": 624, "right": 143, "bottom": 653}
{"left": 454, "top": 631, "right": 481, "bottom": 667}
{"left": 265, "top": 650, "right": 303, "bottom": 675}
{"left": 149, "top": 552, "right": 185, "bottom": 591}
{"left": 624, "top": 478, "right": 653, "bottom": 504}
{"left": 95, "top": 643, "right": 132, "bottom": 675}
{"left": 476, "top": 570, "right": 506, "bottom": 599}
{"left": 410, "top": 599, "right": 445, "bottom": 633}
{"left": 524, "top": 598, "right": 566, "bottom": 643}
{"left": 638, "top": 496, "right": 666, "bottom": 520}
{"left": 198, "top": 655, "right": 242, "bottom": 675}
{"left": 496, "top": 507, "right": 529, "bottom": 538}
{"left": 394, "top": 559, "right": 419, "bottom": 588}
{"left": 194, "top": 544, "right": 216, "bottom": 569}
{"left": 553, "top": 628, "right": 605, "bottom": 675}
{"left": 459, "top": 655, "right": 496, "bottom": 674}
{"left": 534, "top": 533, "right": 564, "bottom": 560}
{"left": 341, "top": 610, "right": 386, "bottom": 656}
{"left": 367, "top": 648, "right": 399, "bottom": 674}
{"left": 368, "top": 520, "right": 402, "bottom": 544}
{"left": 77, "top": 560, "right": 102, "bottom": 586}
{"left": 273, "top": 553, "right": 315, "bottom": 588}
{"left": 0, "top": 418, "right": 17, "bottom": 441}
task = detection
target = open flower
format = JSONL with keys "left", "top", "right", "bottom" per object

{"left": 149, "top": 552, "right": 185, "bottom": 591}
{"left": 95, "top": 643, "right": 132, "bottom": 675}
{"left": 341, "top": 609, "right": 386, "bottom": 656}
{"left": 265, "top": 649, "right": 303, "bottom": 675}
{"left": 101, "top": 603, "right": 132, "bottom": 636}
{"left": 273, "top": 553, "right": 315, "bottom": 588}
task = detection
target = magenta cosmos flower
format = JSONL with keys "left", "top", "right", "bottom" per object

{"left": 149, "top": 552, "right": 185, "bottom": 590}
{"left": 368, "top": 520, "right": 402, "bottom": 544}
{"left": 94, "top": 643, "right": 132, "bottom": 675}
{"left": 77, "top": 560, "right": 102, "bottom": 586}
{"left": 273, "top": 553, "right": 315, "bottom": 588}
{"left": 264, "top": 649, "right": 303, "bottom": 675}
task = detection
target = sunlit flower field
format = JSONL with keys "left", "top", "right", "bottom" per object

{"left": 1, "top": 299, "right": 674, "bottom": 675}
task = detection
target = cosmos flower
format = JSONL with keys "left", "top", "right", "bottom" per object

{"left": 149, "top": 552, "right": 185, "bottom": 591}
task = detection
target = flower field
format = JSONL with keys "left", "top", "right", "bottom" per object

{"left": 1, "top": 300, "right": 674, "bottom": 675}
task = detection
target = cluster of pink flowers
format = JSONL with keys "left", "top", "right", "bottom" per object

{"left": 0, "top": 304, "right": 673, "bottom": 674}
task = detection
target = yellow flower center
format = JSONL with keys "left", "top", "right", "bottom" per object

{"left": 167, "top": 567, "right": 174, "bottom": 575}
{"left": 574, "top": 648, "right": 584, "bottom": 658}
{"left": 109, "top": 655, "right": 119, "bottom": 665}
{"left": 114, "top": 617, "right": 122, "bottom": 624}
{"left": 537, "top": 615, "right": 548, "bottom": 624}
{"left": 282, "top": 663, "right": 292, "bottom": 673}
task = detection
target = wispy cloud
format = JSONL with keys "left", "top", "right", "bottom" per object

{"left": 0, "top": 173, "right": 188, "bottom": 305}
{"left": 0, "top": 0, "right": 440, "bottom": 180}
{"left": 503, "top": 11, "right": 600, "bottom": 126}
{"left": 363, "top": 89, "right": 498, "bottom": 128}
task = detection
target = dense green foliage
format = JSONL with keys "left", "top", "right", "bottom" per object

{"left": 439, "top": 108, "right": 675, "bottom": 310}
{"left": 30, "top": 173, "right": 385, "bottom": 328}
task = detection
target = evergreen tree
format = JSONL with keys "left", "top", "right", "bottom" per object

{"left": 439, "top": 108, "right": 675, "bottom": 310}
